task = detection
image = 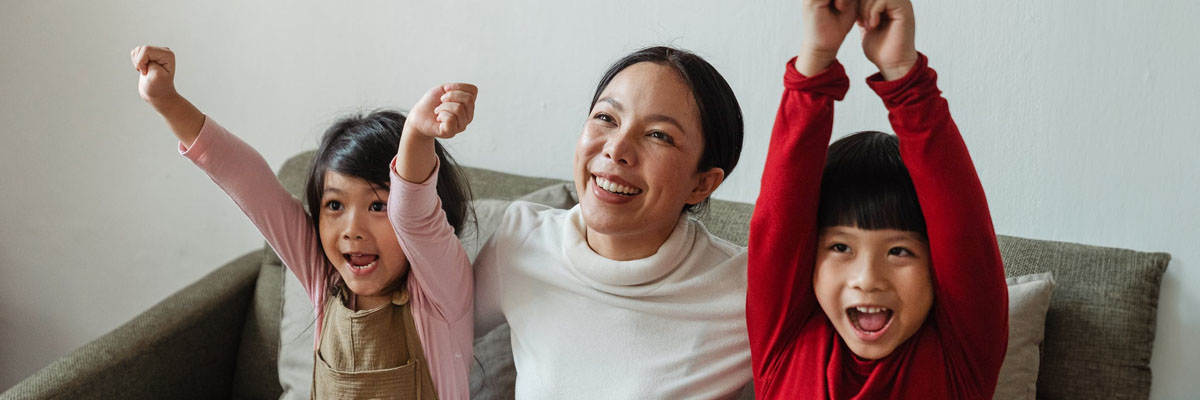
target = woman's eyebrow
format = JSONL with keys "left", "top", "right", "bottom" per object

{"left": 598, "top": 97, "right": 624, "bottom": 111}
{"left": 646, "top": 114, "right": 685, "bottom": 132}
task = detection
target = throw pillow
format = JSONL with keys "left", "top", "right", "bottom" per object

{"left": 994, "top": 272, "right": 1056, "bottom": 400}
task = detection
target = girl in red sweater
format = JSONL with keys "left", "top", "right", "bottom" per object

{"left": 747, "top": 0, "right": 1009, "bottom": 398}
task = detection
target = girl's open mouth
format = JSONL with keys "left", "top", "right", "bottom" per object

{"left": 847, "top": 306, "right": 894, "bottom": 341}
{"left": 343, "top": 253, "right": 379, "bottom": 275}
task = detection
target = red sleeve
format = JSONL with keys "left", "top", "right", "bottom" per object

{"left": 747, "top": 58, "right": 849, "bottom": 384}
{"left": 867, "top": 54, "right": 1009, "bottom": 396}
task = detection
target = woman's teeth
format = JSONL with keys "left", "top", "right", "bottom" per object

{"left": 855, "top": 306, "right": 890, "bottom": 314}
{"left": 594, "top": 176, "right": 642, "bottom": 195}
{"left": 351, "top": 261, "right": 375, "bottom": 270}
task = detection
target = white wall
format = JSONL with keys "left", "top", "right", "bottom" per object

{"left": 1, "top": 0, "right": 1196, "bottom": 396}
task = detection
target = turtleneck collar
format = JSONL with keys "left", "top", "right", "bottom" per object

{"left": 560, "top": 205, "right": 697, "bottom": 294}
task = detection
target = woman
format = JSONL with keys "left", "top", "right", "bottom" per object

{"left": 474, "top": 46, "right": 750, "bottom": 398}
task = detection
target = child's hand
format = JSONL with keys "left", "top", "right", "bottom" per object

{"left": 857, "top": 0, "right": 918, "bottom": 81}
{"left": 129, "top": 45, "right": 204, "bottom": 146}
{"left": 796, "top": 0, "right": 859, "bottom": 76}
{"left": 130, "top": 45, "right": 183, "bottom": 109}
{"left": 406, "top": 83, "right": 478, "bottom": 139}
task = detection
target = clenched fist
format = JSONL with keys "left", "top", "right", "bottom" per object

{"left": 129, "top": 45, "right": 203, "bottom": 146}
{"left": 405, "top": 83, "right": 478, "bottom": 140}
{"left": 130, "top": 45, "right": 181, "bottom": 107}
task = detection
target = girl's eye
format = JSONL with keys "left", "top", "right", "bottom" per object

{"left": 325, "top": 200, "right": 343, "bottom": 211}
{"left": 593, "top": 112, "right": 614, "bottom": 124}
{"left": 888, "top": 247, "right": 914, "bottom": 257}
{"left": 648, "top": 130, "right": 675, "bottom": 144}
{"left": 369, "top": 202, "right": 387, "bottom": 212}
{"left": 830, "top": 243, "right": 850, "bottom": 253}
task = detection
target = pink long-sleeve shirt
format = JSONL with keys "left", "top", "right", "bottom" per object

{"left": 181, "top": 117, "right": 473, "bottom": 399}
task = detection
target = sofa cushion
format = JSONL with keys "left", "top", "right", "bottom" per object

{"left": 995, "top": 272, "right": 1056, "bottom": 400}
{"left": 996, "top": 236, "right": 1169, "bottom": 399}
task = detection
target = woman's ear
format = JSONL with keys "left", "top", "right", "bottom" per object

{"left": 686, "top": 167, "right": 726, "bottom": 205}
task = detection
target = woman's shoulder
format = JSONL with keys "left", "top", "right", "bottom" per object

{"left": 500, "top": 200, "right": 571, "bottom": 229}
{"left": 479, "top": 200, "right": 574, "bottom": 249}
{"left": 687, "top": 218, "right": 747, "bottom": 259}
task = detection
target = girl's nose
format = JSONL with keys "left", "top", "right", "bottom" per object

{"left": 849, "top": 257, "right": 888, "bottom": 292}
{"left": 341, "top": 212, "right": 368, "bottom": 240}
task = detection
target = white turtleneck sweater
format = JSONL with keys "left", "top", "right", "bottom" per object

{"left": 474, "top": 201, "right": 751, "bottom": 399}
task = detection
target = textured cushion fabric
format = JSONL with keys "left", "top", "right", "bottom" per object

{"left": 1, "top": 252, "right": 261, "bottom": 399}
{"left": 231, "top": 248, "right": 285, "bottom": 399}
{"left": 997, "top": 236, "right": 1169, "bottom": 400}
{"left": 994, "top": 272, "right": 1056, "bottom": 400}
{"left": 694, "top": 198, "right": 753, "bottom": 247}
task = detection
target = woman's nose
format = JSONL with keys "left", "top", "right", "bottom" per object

{"left": 602, "top": 130, "right": 637, "bottom": 166}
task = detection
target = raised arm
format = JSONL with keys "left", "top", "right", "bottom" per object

{"left": 132, "top": 46, "right": 329, "bottom": 306}
{"left": 747, "top": 0, "right": 856, "bottom": 383}
{"left": 858, "top": 1, "right": 1009, "bottom": 394}
{"left": 390, "top": 83, "right": 478, "bottom": 321}
{"left": 131, "top": 46, "right": 204, "bottom": 147}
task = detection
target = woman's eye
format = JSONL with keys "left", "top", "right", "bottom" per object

{"left": 325, "top": 200, "right": 343, "bottom": 211}
{"left": 648, "top": 130, "right": 675, "bottom": 144}
{"left": 369, "top": 202, "right": 387, "bottom": 212}
{"left": 830, "top": 243, "right": 850, "bottom": 253}
{"left": 593, "top": 113, "right": 614, "bottom": 124}
{"left": 888, "top": 247, "right": 914, "bottom": 257}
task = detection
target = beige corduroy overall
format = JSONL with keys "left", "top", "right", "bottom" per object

{"left": 311, "top": 288, "right": 438, "bottom": 400}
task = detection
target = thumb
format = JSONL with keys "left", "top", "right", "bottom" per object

{"left": 418, "top": 85, "right": 447, "bottom": 109}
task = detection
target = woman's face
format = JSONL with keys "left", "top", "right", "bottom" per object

{"left": 574, "top": 62, "right": 724, "bottom": 259}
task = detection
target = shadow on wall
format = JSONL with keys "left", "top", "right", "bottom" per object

{"left": 1150, "top": 258, "right": 1196, "bottom": 398}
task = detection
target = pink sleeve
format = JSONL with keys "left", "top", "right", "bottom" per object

{"left": 388, "top": 158, "right": 474, "bottom": 322}
{"left": 181, "top": 116, "right": 330, "bottom": 311}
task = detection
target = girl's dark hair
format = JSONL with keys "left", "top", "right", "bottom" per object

{"left": 818, "top": 131, "right": 927, "bottom": 237}
{"left": 589, "top": 46, "right": 744, "bottom": 214}
{"left": 303, "top": 110, "right": 473, "bottom": 292}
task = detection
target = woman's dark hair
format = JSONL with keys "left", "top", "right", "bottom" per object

{"left": 303, "top": 110, "right": 473, "bottom": 293}
{"left": 817, "top": 131, "right": 927, "bottom": 237}
{"left": 589, "top": 46, "right": 744, "bottom": 214}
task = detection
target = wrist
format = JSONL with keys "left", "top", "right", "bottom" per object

{"left": 875, "top": 54, "right": 919, "bottom": 81}
{"left": 796, "top": 46, "right": 839, "bottom": 77}
{"left": 149, "top": 92, "right": 186, "bottom": 115}
{"left": 401, "top": 125, "right": 437, "bottom": 143}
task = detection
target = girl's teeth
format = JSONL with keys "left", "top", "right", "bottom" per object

{"left": 351, "top": 261, "right": 376, "bottom": 270}
{"left": 855, "top": 306, "right": 888, "bottom": 313}
{"left": 594, "top": 176, "right": 641, "bottom": 195}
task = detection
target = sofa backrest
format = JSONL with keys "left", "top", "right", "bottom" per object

{"left": 260, "top": 150, "right": 1169, "bottom": 400}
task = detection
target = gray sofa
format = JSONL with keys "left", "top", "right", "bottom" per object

{"left": 2, "top": 151, "right": 1170, "bottom": 399}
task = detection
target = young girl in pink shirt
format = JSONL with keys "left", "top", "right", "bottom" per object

{"left": 130, "top": 45, "right": 477, "bottom": 399}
